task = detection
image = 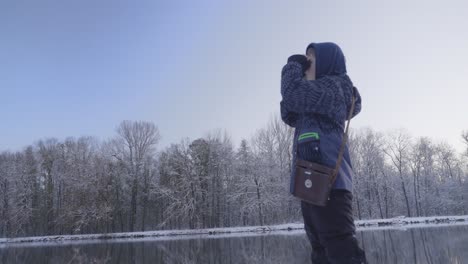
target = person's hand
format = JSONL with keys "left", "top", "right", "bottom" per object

{"left": 287, "top": 54, "right": 311, "bottom": 73}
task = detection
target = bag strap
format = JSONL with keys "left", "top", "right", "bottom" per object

{"left": 329, "top": 94, "right": 356, "bottom": 187}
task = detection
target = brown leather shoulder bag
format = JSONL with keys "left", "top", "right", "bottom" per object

{"left": 292, "top": 95, "right": 356, "bottom": 206}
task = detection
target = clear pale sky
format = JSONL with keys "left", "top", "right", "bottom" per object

{"left": 1, "top": 0, "right": 467, "bottom": 153}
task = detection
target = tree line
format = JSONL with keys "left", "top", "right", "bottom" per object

{"left": 1, "top": 119, "right": 467, "bottom": 238}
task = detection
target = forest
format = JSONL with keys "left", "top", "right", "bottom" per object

{"left": 1, "top": 119, "right": 467, "bottom": 238}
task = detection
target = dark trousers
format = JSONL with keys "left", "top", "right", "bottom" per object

{"left": 301, "top": 189, "right": 367, "bottom": 264}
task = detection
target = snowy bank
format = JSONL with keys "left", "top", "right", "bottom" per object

{"left": 354, "top": 215, "right": 468, "bottom": 227}
{"left": 0, "top": 215, "right": 467, "bottom": 246}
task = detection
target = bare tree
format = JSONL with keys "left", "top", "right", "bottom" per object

{"left": 350, "top": 128, "right": 390, "bottom": 219}
{"left": 231, "top": 139, "right": 255, "bottom": 225}
{"left": 37, "top": 138, "right": 60, "bottom": 235}
{"left": 112, "top": 120, "right": 160, "bottom": 231}
{"left": 23, "top": 146, "right": 40, "bottom": 235}
{"left": 204, "top": 129, "right": 234, "bottom": 227}
{"left": 462, "top": 130, "right": 468, "bottom": 157}
{"left": 435, "top": 142, "right": 464, "bottom": 215}
{"left": 268, "top": 114, "right": 294, "bottom": 177}
{"left": 158, "top": 138, "right": 198, "bottom": 229}
{"left": 383, "top": 130, "right": 412, "bottom": 217}
{"left": 409, "top": 137, "right": 434, "bottom": 216}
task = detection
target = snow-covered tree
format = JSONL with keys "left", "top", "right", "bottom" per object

{"left": 383, "top": 129, "right": 413, "bottom": 217}
{"left": 111, "top": 120, "right": 160, "bottom": 231}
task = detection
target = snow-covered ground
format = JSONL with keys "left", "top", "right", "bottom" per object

{"left": 0, "top": 215, "right": 467, "bottom": 247}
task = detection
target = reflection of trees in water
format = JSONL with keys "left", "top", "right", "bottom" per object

{"left": 66, "top": 247, "right": 111, "bottom": 264}
{"left": 1, "top": 227, "right": 467, "bottom": 263}
{"left": 0, "top": 245, "right": 111, "bottom": 264}
{"left": 362, "top": 227, "right": 468, "bottom": 264}
{"left": 153, "top": 235, "right": 310, "bottom": 264}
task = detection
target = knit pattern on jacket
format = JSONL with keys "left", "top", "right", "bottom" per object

{"left": 280, "top": 61, "right": 361, "bottom": 131}
{"left": 280, "top": 61, "right": 362, "bottom": 192}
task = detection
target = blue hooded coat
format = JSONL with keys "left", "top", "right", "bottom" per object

{"left": 280, "top": 42, "right": 361, "bottom": 193}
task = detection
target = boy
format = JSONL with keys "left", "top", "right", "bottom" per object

{"left": 280, "top": 42, "right": 367, "bottom": 264}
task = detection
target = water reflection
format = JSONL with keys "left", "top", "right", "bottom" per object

{"left": 359, "top": 226, "right": 467, "bottom": 264}
{"left": 1, "top": 225, "right": 467, "bottom": 264}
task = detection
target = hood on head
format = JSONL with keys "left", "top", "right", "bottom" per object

{"left": 306, "top": 42, "right": 347, "bottom": 78}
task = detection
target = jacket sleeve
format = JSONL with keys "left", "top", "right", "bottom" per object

{"left": 280, "top": 100, "right": 298, "bottom": 127}
{"left": 349, "top": 86, "right": 362, "bottom": 119}
{"left": 281, "top": 61, "right": 361, "bottom": 122}
{"left": 281, "top": 61, "right": 340, "bottom": 114}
